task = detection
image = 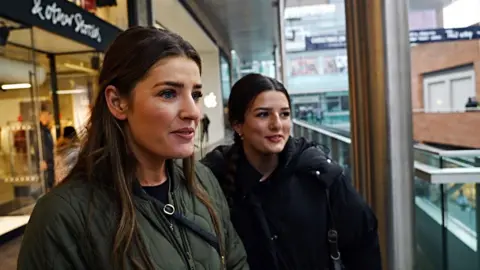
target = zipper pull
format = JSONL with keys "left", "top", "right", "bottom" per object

{"left": 221, "top": 255, "right": 226, "bottom": 270}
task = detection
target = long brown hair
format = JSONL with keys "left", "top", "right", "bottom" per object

{"left": 69, "top": 26, "right": 223, "bottom": 270}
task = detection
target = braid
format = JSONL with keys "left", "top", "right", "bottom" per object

{"left": 223, "top": 133, "right": 242, "bottom": 207}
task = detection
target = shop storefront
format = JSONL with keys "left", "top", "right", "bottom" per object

{"left": 0, "top": 0, "right": 121, "bottom": 237}
{"left": 220, "top": 52, "right": 232, "bottom": 130}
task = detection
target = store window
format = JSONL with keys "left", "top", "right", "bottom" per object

{"left": 423, "top": 66, "right": 475, "bottom": 113}
{"left": 220, "top": 54, "right": 231, "bottom": 129}
{"left": 220, "top": 54, "right": 231, "bottom": 104}
{"left": 0, "top": 15, "right": 103, "bottom": 222}
{"left": 0, "top": 20, "right": 43, "bottom": 218}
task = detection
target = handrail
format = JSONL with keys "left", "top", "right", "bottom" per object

{"left": 413, "top": 144, "right": 480, "bottom": 158}
{"left": 293, "top": 119, "right": 480, "bottom": 183}
{"left": 293, "top": 119, "right": 480, "bottom": 158}
{"left": 412, "top": 108, "right": 480, "bottom": 113}
{"left": 414, "top": 161, "right": 480, "bottom": 184}
{"left": 292, "top": 119, "right": 351, "bottom": 144}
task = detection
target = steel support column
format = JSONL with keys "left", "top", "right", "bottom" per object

{"left": 47, "top": 54, "right": 61, "bottom": 137}
{"left": 344, "top": 0, "right": 415, "bottom": 269}
{"left": 275, "top": 0, "right": 287, "bottom": 84}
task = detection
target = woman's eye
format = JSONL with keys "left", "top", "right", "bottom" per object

{"left": 158, "top": 89, "right": 177, "bottom": 99}
{"left": 256, "top": 112, "right": 269, "bottom": 118}
{"left": 192, "top": 91, "right": 203, "bottom": 102}
{"left": 281, "top": 111, "right": 291, "bottom": 118}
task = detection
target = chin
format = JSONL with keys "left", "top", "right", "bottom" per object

{"left": 168, "top": 145, "right": 195, "bottom": 159}
{"left": 263, "top": 144, "right": 285, "bottom": 154}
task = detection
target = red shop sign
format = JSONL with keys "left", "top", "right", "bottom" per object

{"left": 83, "top": 0, "right": 97, "bottom": 11}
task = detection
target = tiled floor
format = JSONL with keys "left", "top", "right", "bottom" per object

{"left": 0, "top": 236, "right": 22, "bottom": 270}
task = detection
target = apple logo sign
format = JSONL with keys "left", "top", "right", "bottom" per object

{"left": 204, "top": 92, "right": 218, "bottom": 108}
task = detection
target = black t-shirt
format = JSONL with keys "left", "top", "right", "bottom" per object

{"left": 142, "top": 178, "right": 169, "bottom": 204}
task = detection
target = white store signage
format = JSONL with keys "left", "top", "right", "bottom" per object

{"left": 31, "top": 0, "right": 102, "bottom": 43}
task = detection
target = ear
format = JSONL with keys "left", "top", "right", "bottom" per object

{"left": 105, "top": 85, "right": 128, "bottom": 120}
{"left": 232, "top": 122, "right": 243, "bottom": 137}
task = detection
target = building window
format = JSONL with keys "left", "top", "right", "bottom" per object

{"left": 341, "top": 95, "right": 349, "bottom": 111}
{"left": 423, "top": 65, "right": 475, "bottom": 112}
{"left": 326, "top": 96, "right": 341, "bottom": 111}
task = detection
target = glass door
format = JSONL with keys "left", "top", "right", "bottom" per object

{"left": 0, "top": 17, "right": 45, "bottom": 216}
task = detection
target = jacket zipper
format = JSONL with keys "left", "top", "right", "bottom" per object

{"left": 148, "top": 201, "right": 189, "bottom": 266}
{"left": 170, "top": 191, "right": 196, "bottom": 270}
{"left": 172, "top": 191, "right": 227, "bottom": 270}
{"left": 141, "top": 183, "right": 191, "bottom": 269}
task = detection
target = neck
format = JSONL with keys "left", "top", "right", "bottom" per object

{"left": 243, "top": 144, "right": 278, "bottom": 177}
{"left": 126, "top": 128, "right": 168, "bottom": 186}
{"left": 136, "top": 159, "right": 168, "bottom": 187}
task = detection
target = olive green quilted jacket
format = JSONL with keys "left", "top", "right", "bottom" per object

{"left": 17, "top": 162, "right": 249, "bottom": 270}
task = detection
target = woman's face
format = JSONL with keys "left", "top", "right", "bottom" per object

{"left": 110, "top": 56, "right": 203, "bottom": 160}
{"left": 235, "top": 90, "right": 291, "bottom": 155}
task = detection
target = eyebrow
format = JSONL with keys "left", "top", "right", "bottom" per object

{"left": 153, "top": 81, "right": 202, "bottom": 89}
{"left": 254, "top": 107, "right": 290, "bottom": 111}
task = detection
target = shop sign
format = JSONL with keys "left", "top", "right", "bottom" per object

{"left": 304, "top": 26, "right": 480, "bottom": 52}
{"left": 0, "top": 0, "right": 121, "bottom": 51}
{"left": 31, "top": 0, "right": 101, "bottom": 42}
{"left": 409, "top": 26, "right": 480, "bottom": 44}
{"left": 305, "top": 35, "right": 347, "bottom": 51}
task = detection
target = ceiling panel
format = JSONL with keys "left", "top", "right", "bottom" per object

{"left": 200, "top": 0, "right": 280, "bottom": 63}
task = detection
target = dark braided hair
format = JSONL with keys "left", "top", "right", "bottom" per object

{"left": 223, "top": 73, "right": 291, "bottom": 207}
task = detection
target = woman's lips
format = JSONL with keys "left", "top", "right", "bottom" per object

{"left": 171, "top": 127, "right": 195, "bottom": 141}
{"left": 265, "top": 135, "right": 283, "bottom": 143}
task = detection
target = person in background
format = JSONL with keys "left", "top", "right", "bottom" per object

{"left": 54, "top": 126, "right": 80, "bottom": 185}
{"left": 18, "top": 26, "right": 248, "bottom": 270}
{"left": 456, "top": 189, "right": 470, "bottom": 211}
{"left": 39, "top": 104, "right": 54, "bottom": 192}
{"left": 465, "top": 96, "right": 479, "bottom": 111}
{"left": 201, "top": 113, "right": 211, "bottom": 143}
{"left": 202, "top": 73, "right": 382, "bottom": 270}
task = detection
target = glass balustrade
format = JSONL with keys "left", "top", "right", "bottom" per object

{"left": 292, "top": 119, "right": 480, "bottom": 270}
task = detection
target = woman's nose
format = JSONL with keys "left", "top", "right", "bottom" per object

{"left": 179, "top": 96, "right": 201, "bottom": 121}
{"left": 268, "top": 115, "right": 282, "bottom": 130}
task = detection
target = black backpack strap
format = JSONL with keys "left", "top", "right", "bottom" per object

{"left": 158, "top": 201, "right": 221, "bottom": 256}
{"left": 312, "top": 169, "right": 345, "bottom": 270}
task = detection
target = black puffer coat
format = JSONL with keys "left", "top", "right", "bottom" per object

{"left": 201, "top": 137, "right": 382, "bottom": 270}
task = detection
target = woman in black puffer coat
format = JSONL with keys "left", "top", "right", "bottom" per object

{"left": 202, "top": 73, "right": 382, "bottom": 270}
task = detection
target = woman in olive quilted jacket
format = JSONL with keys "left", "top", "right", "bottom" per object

{"left": 18, "top": 27, "right": 248, "bottom": 270}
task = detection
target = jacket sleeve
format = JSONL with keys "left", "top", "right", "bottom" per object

{"left": 331, "top": 173, "right": 382, "bottom": 270}
{"left": 222, "top": 205, "right": 250, "bottom": 270}
{"left": 17, "top": 193, "right": 87, "bottom": 270}
{"left": 197, "top": 163, "right": 250, "bottom": 270}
